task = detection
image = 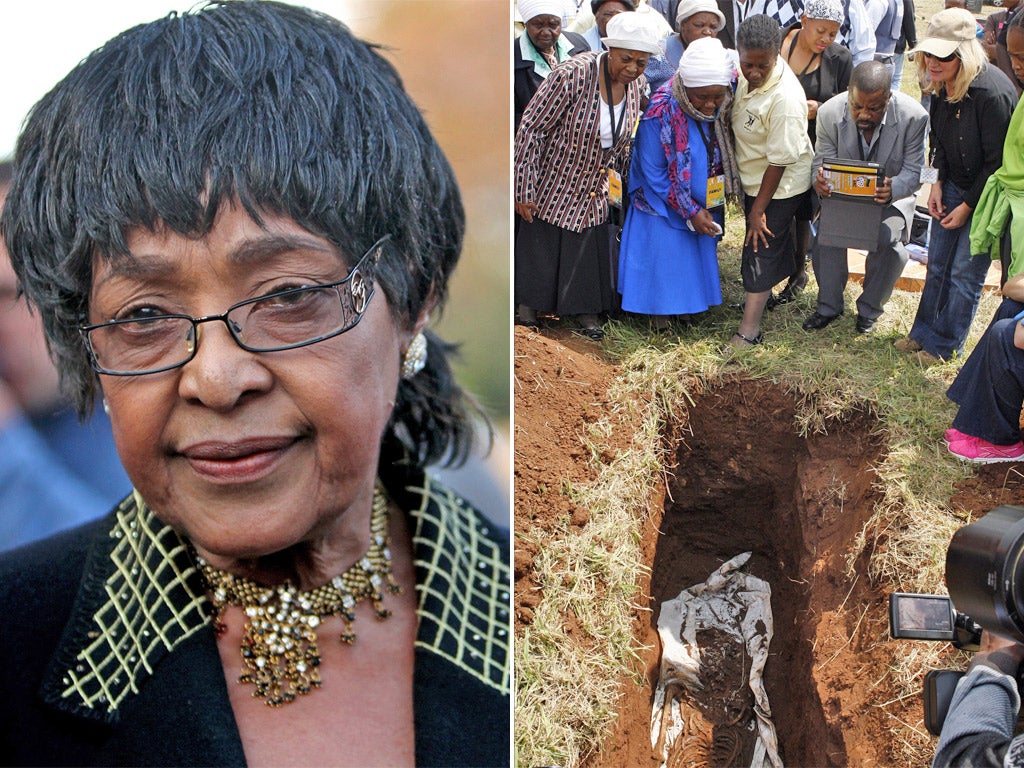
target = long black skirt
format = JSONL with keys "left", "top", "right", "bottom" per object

{"left": 515, "top": 216, "right": 616, "bottom": 315}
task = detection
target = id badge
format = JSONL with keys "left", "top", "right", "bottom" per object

{"left": 920, "top": 165, "right": 938, "bottom": 184}
{"left": 607, "top": 168, "right": 623, "bottom": 208}
{"left": 706, "top": 174, "right": 726, "bottom": 209}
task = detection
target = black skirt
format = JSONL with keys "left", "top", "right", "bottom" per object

{"left": 741, "top": 192, "right": 808, "bottom": 293}
{"left": 514, "top": 215, "right": 617, "bottom": 315}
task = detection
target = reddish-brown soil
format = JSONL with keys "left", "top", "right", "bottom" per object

{"left": 513, "top": 327, "right": 628, "bottom": 618}
{"left": 514, "top": 323, "right": 1024, "bottom": 767}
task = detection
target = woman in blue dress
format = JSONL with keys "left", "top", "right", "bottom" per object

{"left": 618, "top": 36, "right": 740, "bottom": 326}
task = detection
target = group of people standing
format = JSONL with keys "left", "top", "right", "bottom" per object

{"left": 512, "top": 0, "right": 1024, "bottom": 466}
{"left": 513, "top": 0, "right": 835, "bottom": 344}
{"left": 514, "top": 6, "right": 655, "bottom": 339}
{"left": 512, "top": 0, "right": 889, "bottom": 345}
{"left": 511, "top": 1, "right": 893, "bottom": 343}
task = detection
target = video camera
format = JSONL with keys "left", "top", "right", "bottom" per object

{"left": 889, "top": 505, "right": 1024, "bottom": 735}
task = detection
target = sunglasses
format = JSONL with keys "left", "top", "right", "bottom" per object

{"left": 924, "top": 50, "right": 958, "bottom": 63}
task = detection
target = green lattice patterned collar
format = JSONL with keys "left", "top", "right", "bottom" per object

{"left": 44, "top": 477, "right": 510, "bottom": 720}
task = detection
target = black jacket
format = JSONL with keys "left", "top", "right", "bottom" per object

{"left": 895, "top": 0, "right": 916, "bottom": 54}
{"left": 716, "top": 0, "right": 737, "bottom": 49}
{"left": 0, "top": 478, "right": 510, "bottom": 767}
{"left": 931, "top": 64, "right": 1019, "bottom": 209}
{"left": 514, "top": 30, "right": 589, "bottom": 131}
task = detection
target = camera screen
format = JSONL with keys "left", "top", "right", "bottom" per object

{"left": 889, "top": 593, "right": 956, "bottom": 640}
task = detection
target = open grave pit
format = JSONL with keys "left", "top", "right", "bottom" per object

{"left": 591, "top": 379, "right": 905, "bottom": 767}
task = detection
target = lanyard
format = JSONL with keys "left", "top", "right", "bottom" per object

{"left": 697, "top": 121, "right": 717, "bottom": 171}
{"left": 697, "top": 120, "right": 725, "bottom": 210}
{"left": 602, "top": 54, "right": 628, "bottom": 147}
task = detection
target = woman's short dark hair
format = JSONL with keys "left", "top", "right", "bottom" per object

{"left": 736, "top": 13, "right": 782, "bottom": 52}
{"left": 1, "top": 0, "right": 480, "bottom": 478}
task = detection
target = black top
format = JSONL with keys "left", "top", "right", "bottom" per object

{"left": 514, "top": 30, "right": 590, "bottom": 131}
{"left": 783, "top": 23, "right": 853, "bottom": 146}
{"left": 0, "top": 477, "right": 511, "bottom": 767}
{"left": 930, "top": 64, "right": 1019, "bottom": 208}
{"left": 895, "top": 0, "right": 917, "bottom": 54}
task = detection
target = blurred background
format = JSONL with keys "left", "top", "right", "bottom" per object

{"left": 0, "top": 0, "right": 511, "bottom": 521}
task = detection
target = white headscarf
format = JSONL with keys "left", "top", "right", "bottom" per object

{"left": 601, "top": 11, "right": 663, "bottom": 54}
{"left": 678, "top": 37, "right": 734, "bottom": 88}
{"left": 674, "top": 0, "right": 726, "bottom": 31}
{"left": 518, "top": 0, "right": 564, "bottom": 23}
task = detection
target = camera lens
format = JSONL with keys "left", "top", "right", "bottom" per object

{"left": 946, "top": 505, "right": 1024, "bottom": 643}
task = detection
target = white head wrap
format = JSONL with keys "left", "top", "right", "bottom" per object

{"left": 675, "top": 0, "right": 727, "bottom": 31}
{"left": 803, "top": 0, "right": 845, "bottom": 24}
{"left": 518, "top": 0, "right": 564, "bottom": 23}
{"left": 678, "top": 37, "right": 734, "bottom": 87}
{"left": 601, "top": 11, "right": 663, "bottom": 54}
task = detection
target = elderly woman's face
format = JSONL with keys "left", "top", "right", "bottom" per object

{"left": 679, "top": 12, "right": 720, "bottom": 45}
{"left": 606, "top": 47, "right": 651, "bottom": 84}
{"left": 685, "top": 84, "right": 728, "bottom": 116}
{"left": 526, "top": 14, "right": 561, "bottom": 52}
{"left": 595, "top": 2, "right": 631, "bottom": 36}
{"left": 89, "top": 204, "right": 406, "bottom": 559}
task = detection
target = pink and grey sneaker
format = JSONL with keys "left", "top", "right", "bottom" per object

{"left": 947, "top": 435, "right": 1024, "bottom": 464}
{"left": 943, "top": 428, "right": 972, "bottom": 444}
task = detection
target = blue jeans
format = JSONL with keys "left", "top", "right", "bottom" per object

{"left": 948, "top": 317, "right": 1024, "bottom": 445}
{"left": 991, "top": 297, "right": 1024, "bottom": 326}
{"left": 891, "top": 53, "right": 905, "bottom": 91}
{"left": 909, "top": 181, "right": 992, "bottom": 359}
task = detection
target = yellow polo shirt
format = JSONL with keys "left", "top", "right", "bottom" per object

{"left": 731, "top": 58, "right": 813, "bottom": 200}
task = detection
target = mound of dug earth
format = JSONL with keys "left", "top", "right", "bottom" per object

{"left": 513, "top": 327, "right": 629, "bottom": 626}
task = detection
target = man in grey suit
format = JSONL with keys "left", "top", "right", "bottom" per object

{"left": 802, "top": 60, "right": 929, "bottom": 333}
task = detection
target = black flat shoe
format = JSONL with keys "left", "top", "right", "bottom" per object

{"left": 802, "top": 311, "right": 840, "bottom": 331}
{"left": 772, "top": 273, "right": 809, "bottom": 308}
{"left": 575, "top": 326, "right": 605, "bottom": 341}
{"left": 855, "top": 315, "right": 876, "bottom": 334}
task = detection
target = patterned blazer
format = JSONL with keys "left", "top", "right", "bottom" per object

{"left": 514, "top": 51, "right": 644, "bottom": 233}
{"left": 0, "top": 474, "right": 510, "bottom": 767}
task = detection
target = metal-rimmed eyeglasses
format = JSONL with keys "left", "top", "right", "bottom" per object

{"left": 80, "top": 235, "right": 388, "bottom": 376}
